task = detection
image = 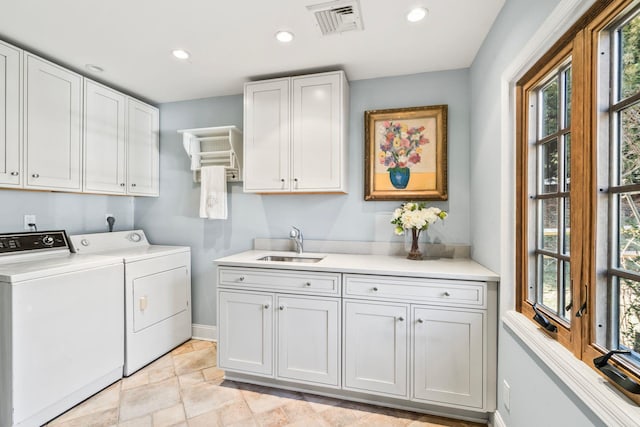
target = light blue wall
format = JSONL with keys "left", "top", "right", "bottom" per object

{"left": 0, "top": 191, "right": 134, "bottom": 234}
{"left": 135, "top": 69, "right": 471, "bottom": 326}
{"left": 470, "top": 0, "right": 603, "bottom": 425}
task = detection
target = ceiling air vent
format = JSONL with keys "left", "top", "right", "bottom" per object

{"left": 307, "top": 0, "right": 363, "bottom": 36}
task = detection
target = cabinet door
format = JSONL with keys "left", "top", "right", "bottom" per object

{"left": 291, "top": 72, "right": 344, "bottom": 192}
{"left": 343, "top": 300, "right": 409, "bottom": 397}
{"left": 127, "top": 98, "right": 159, "bottom": 196}
{"left": 413, "top": 306, "right": 484, "bottom": 408}
{"left": 0, "top": 42, "right": 21, "bottom": 187}
{"left": 243, "top": 79, "right": 290, "bottom": 192}
{"left": 25, "top": 54, "right": 82, "bottom": 191}
{"left": 84, "top": 80, "right": 127, "bottom": 194}
{"left": 218, "top": 291, "right": 273, "bottom": 377}
{"left": 276, "top": 296, "right": 340, "bottom": 387}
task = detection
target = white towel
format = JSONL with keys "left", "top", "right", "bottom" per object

{"left": 199, "top": 166, "right": 227, "bottom": 219}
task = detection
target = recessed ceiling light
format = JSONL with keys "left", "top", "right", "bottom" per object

{"left": 275, "top": 30, "right": 294, "bottom": 43}
{"left": 407, "top": 7, "right": 428, "bottom": 23}
{"left": 172, "top": 49, "right": 190, "bottom": 60}
{"left": 85, "top": 64, "right": 104, "bottom": 73}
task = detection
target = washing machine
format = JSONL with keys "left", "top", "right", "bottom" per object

{"left": 70, "top": 230, "right": 191, "bottom": 376}
{"left": 0, "top": 230, "right": 124, "bottom": 427}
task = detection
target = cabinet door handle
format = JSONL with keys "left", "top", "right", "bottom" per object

{"left": 372, "top": 287, "right": 378, "bottom": 292}
{"left": 120, "top": 183, "right": 126, "bottom": 187}
{"left": 417, "top": 318, "right": 424, "bottom": 323}
{"left": 398, "top": 316, "right": 405, "bottom": 322}
{"left": 280, "top": 178, "right": 285, "bottom": 183}
{"left": 263, "top": 304, "right": 270, "bottom": 309}
{"left": 10, "top": 171, "right": 18, "bottom": 176}
{"left": 131, "top": 183, "right": 137, "bottom": 187}
{"left": 32, "top": 173, "right": 39, "bottom": 178}
{"left": 238, "top": 276, "right": 245, "bottom": 282}
{"left": 279, "top": 305, "right": 285, "bottom": 311}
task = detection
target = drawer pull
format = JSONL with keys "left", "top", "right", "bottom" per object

{"left": 305, "top": 282, "right": 311, "bottom": 287}
{"left": 238, "top": 276, "right": 245, "bottom": 282}
{"left": 372, "top": 287, "right": 379, "bottom": 292}
{"left": 417, "top": 318, "right": 424, "bottom": 323}
{"left": 263, "top": 303, "right": 270, "bottom": 309}
{"left": 443, "top": 291, "right": 451, "bottom": 297}
{"left": 398, "top": 316, "right": 405, "bottom": 322}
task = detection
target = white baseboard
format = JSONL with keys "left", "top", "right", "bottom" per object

{"left": 191, "top": 324, "right": 217, "bottom": 341}
{"left": 492, "top": 410, "right": 507, "bottom": 427}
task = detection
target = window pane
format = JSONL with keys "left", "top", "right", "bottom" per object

{"left": 620, "top": 102, "right": 640, "bottom": 185}
{"left": 563, "top": 197, "right": 571, "bottom": 255}
{"left": 564, "top": 67, "right": 572, "bottom": 128}
{"left": 618, "top": 277, "right": 640, "bottom": 353}
{"left": 564, "top": 261, "right": 571, "bottom": 320}
{"left": 541, "top": 79, "right": 559, "bottom": 137}
{"left": 618, "top": 193, "right": 640, "bottom": 273}
{"left": 541, "top": 255, "right": 558, "bottom": 313}
{"left": 541, "top": 198, "right": 559, "bottom": 251}
{"left": 620, "top": 14, "right": 640, "bottom": 100}
{"left": 564, "top": 133, "right": 571, "bottom": 191}
{"left": 541, "top": 139, "right": 558, "bottom": 193}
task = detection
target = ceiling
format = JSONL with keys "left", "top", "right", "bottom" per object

{"left": 0, "top": 0, "right": 505, "bottom": 104}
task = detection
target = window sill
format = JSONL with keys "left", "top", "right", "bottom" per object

{"left": 502, "top": 311, "right": 640, "bottom": 426}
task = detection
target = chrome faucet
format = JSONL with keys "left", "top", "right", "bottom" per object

{"left": 289, "top": 226, "right": 303, "bottom": 254}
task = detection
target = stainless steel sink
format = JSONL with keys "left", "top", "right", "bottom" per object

{"left": 258, "top": 255, "right": 324, "bottom": 263}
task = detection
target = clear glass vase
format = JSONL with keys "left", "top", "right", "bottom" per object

{"left": 405, "top": 228, "right": 423, "bottom": 260}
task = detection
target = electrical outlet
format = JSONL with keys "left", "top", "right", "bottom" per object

{"left": 503, "top": 380, "right": 511, "bottom": 412}
{"left": 105, "top": 213, "right": 114, "bottom": 225}
{"left": 23, "top": 214, "right": 36, "bottom": 230}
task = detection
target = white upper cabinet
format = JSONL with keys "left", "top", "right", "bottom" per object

{"left": 25, "top": 54, "right": 82, "bottom": 191}
{"left": 243, "top": 70, "right": 348, "bottom": 194}
{"left": 243, "top": 78, "right": 290, "bottom": 192}
{"left": 127, "top": 98, "right": 159, "bottom": 197}
{"left": 84, "top": 80, "right": 127, "bottom": 194}
{"left": 0, "top": 41, "right": 21, "bottom": 187}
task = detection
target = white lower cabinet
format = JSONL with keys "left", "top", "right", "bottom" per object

{"left": 276, "top": 295, "right": 340, "bottom": 387}
{"left": 343, "top": 300, "right": 408, "bottom": 397}
{"left": 216, "top": 266, "right": 496, "bottom": 418}
{"left": 218, "top": 290, "right": 273, "bottom": 376}
{"left": 412, "top": 306, "right": 484, "bottom": 408}
{"left": 217, "top": 268, "right": 341, "bottom": 387}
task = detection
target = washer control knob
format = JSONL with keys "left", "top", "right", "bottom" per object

{"left": 129, "top": 232, "right": 142, "bottom": 242}
{"left": 42, "top": 235, "right": 54, "bottom": 246}
{"left": 81, "top": 239, "right": 90, "bottom": 247}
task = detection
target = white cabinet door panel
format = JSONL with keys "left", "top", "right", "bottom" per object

{"left": 277, "top": 296, "right": 340, "bottom": 387}
{"left": 343, "top": 300, "right": 408, "bottom": 397}
{"left": 292, "top": 73, "right": 342, "bottom": 191}
{"left": 84, "top": 80, "right": 126, "bottom": 194}
{"left": 127, "top": 99, "right": 159, "bottom": 196}
{"left": 25, "top": 54, "right": 82, "bottom": 190}
{"left": 413, "top": 306, "right": 483, "bottom": 408}
{"left": 0, "top": 42, "right": 21, "bottom": 187}
{"left": 243, "top": 79, "right": 290, "bottom": 192}
{"left": 218, "top": 291, "right": 273, "bottom": 377}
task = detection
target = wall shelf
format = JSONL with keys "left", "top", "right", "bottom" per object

{"left": 178, "top": 125, "right": 243, "bottom": 182}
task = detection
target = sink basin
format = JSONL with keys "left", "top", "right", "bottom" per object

{"left": 258, "top": 255, "right": 324, "bottom": 263}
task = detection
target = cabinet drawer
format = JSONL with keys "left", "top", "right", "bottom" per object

{"left": 219, "top": 267, "right": 340, "bottom": 295}
{"left": 344, "top": 274, "right": 485, "bottom": 308}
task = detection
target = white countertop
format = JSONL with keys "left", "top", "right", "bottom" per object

{"left": 214, "top": 250, "right": 499, "bottom": 282}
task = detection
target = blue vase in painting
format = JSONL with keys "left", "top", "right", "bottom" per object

{"left": 388, "top": 167, "right": 410, "bottom": 189}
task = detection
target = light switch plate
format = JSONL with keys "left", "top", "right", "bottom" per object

{"left": 503, "top": 380, "right": 511, "bottom": 412}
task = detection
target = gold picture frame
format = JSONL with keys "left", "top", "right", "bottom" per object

{"left": 364, "top": 105, "right": 448, "bottom": 201}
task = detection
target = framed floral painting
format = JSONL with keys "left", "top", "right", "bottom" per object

{"left": 364, "top": 105, "right": 448, "bottom": 201}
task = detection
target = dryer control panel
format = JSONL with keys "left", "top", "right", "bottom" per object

{"left": 0, "top": 231, "right": 69, "bottom": 255}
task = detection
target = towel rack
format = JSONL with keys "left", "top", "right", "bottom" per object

{"left": 177, "top": 125, "right": 243, "bottom": 183}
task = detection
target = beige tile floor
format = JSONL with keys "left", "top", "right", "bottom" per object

{"left": 46, "top": 340, "right": 486, "bottom": 427}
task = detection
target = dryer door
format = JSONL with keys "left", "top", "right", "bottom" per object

{"left": 127, "top": 252, "right": 190, "bottom": 332}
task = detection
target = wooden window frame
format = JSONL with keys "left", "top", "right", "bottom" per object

{"left": 516, "top": 0, "right": 640, "bottom": 404}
